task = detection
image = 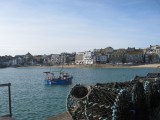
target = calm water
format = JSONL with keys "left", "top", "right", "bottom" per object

{"left": 0, "top": 67, "right": 157, "bottom": 120}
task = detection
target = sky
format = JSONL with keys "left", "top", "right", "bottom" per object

{"left": 0, "top": 0, "right": 160, "bottom": 56}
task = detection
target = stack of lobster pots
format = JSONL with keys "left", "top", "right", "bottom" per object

{"left": 67, "top": 73, "right": 160, "bottom": 120}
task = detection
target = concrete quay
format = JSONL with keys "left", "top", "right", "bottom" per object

{"left": 47, "top": 112, "right": 72, "bottom": 120}
{"left": 0, "top": 117, "right": 14, "bottom": 120}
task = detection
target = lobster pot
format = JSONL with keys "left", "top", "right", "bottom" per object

{"left": 67, "top": 70, "right": 160, "bottom": 120}
{"left": 144, "top": 81, "right": 152, "bottom": 108}
{"left": 67, "top": 85, "right": 91, "bottom": 120}
{"left": 150, "top": 79, "right": 160, "bottom": 109}
{"left": 85, "top": 87, "right": 132, "bottom": 120}
{"left": 143, "top": 79, "right": 160, "bottom": 108}
{"left": 131, "top": 82, "right": 149, "bottom": 120}
{"left": 152, "top": 79, "right": 160, "bottom": 93}
{"left": 67, "top": 84, "right": 132, "bottom": 120}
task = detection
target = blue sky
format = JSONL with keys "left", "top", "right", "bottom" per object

{"left": 0, "top": 0, "right": 160, "bottom": 56}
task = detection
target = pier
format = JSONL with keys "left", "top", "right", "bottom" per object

{"left": 0, "top": 117, "right": 14, "bottom": 120}
{"left": 47, "top": 112, "right": 72, "bottom": 120}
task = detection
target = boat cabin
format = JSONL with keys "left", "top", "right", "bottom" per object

{"left": 44, "top": 72, "right": 71, "bottom": 80}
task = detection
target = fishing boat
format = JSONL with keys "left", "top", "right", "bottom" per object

{"left": 43, "top": 71, "right": 73, "bottom": 85}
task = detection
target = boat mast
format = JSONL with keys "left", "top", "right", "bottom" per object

{"left": 60, "top": 53, "right": 64, "bottom": 72}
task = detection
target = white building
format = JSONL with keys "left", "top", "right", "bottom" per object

{"left": 150, "top": 45, "right": 160, "bottom": 59}
{"left": 75, "top": 51, "right": 94, "bottom": 65}
{"left": 83, "top": 51, "right": 94, "bottom": 64}
{"left": 144, "top": 45, "right": 160, "bottom": 63}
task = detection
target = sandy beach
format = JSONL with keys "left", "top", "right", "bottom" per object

{"left": 61, "top": 64, "right": 160, "bottom": 68}
{"left": 23, "top": 63, "right": 160, "bottom": 69}
{"left": 129, "top": 64, "right": 160, "bottom": 68}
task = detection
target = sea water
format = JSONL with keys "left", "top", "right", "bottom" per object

{"left": 0, "top": 67, "right": 157, "bottom": 120}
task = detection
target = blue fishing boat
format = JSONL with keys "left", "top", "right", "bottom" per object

{"left": 43, "top": 71, "right": 73, "bottom": 85}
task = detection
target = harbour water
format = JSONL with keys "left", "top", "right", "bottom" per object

{"left": 0, "top": 67, "right": 157, "bottom": 120}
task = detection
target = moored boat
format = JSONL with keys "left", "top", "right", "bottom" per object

{"left": 43, "top": 71, "right": 73, "bottom": 85}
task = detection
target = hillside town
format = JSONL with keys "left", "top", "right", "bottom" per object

{"left": 0, "top": 45, "right": 160, "bottom": 68}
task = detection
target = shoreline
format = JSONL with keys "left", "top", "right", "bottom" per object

{"left": 18, "top": 63, "right": 160, "bottom": 69}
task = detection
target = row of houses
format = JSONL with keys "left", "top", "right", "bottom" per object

{"left": 0, "top": 52, "right": 76, "bottom": 67}
{"left": 75, "top": 45, "right": 160, "bottom": 65}
{"left": 0, "top": 45, "right": 160, "bottom": 67}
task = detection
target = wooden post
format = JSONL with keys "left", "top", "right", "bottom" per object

{"left": 0, "top": 83, "right": 12, "bottom": 117}
{"left": 8, "top": 83, "right": 12, "bottom": 117}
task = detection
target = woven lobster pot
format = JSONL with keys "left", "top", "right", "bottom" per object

{"left": 131, "top": 82, "right": 149, "bottom": 120}
{"left": 85, "top": 87, "right": 132, "bottom": 120}
{"left": 67, "top": 84, "right": 133, "bottom": 120}
{"left": 150, "top": 79, "right": 160, "bottom": 109}
{"left": 67, "top": 79, "right": 160, "bottom": 120}
{"left": 144, "top": 81, "right": 152, "bottom": 108}
{"left": 67, "top": 84, "right": 91, "bottom": 120}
